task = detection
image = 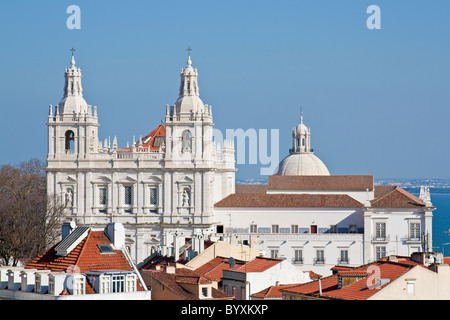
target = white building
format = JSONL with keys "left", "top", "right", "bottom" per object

{"left": 214, "top": 115, "right": 434, "bottom": 276}
{"left": 221, "top": 256, "right": 311, "bottom": 300}
{"left": 46, "top": 52, "right": 236, "bottom": 265}
{"left": 45, "top": 52, "right": 434, "bottom": 278}
{"left": 0, "top": 222, "right": 150, "bottom": 300}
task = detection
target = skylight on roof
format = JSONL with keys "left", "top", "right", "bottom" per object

{"left": 98, "top": 244, "right": 115, "bottom": 254}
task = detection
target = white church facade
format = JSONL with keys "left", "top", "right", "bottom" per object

{"left": 46, "top": 52, "right": 434, "bottom": 276}
{"left": 46, "top": 52, "right": 235, "bottom": 264}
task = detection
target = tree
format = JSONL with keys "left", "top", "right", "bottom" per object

{"left": 0, "top": 158, "right": 65, "bottom": 266}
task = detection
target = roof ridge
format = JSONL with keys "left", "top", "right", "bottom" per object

{"left": 393, "top": 186, "right": 425, "bottom": 205}
{"left": 371, "top": 187, "right": 397, "bottom": 204}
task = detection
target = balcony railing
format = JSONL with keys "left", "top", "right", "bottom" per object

{"left": 292, "top": 258, "right": 303, "bottom": 265}
{"left": 371, "top": 235, "right": 390, "bottom": 243}
{"left": 313, "top": 258, "right": 326, "bottom": 265}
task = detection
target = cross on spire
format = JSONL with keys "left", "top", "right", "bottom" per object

{"left": 70, "top": 47, "right": 76, "bottom": 56}
{"left": 186, "top": 46, "right": 192, "bottom": 56}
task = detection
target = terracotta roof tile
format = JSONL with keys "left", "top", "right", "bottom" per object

{"left": 214, "top": 193, "right": 364, "bottom": 208}
{"left": 26, "top": 230, "right": 133, "bottom": 273}
{"left": 235, "top": 185, "right": 267, "bottom": 194}
{"left": 235, "top": 257, "right": 283, "bottom": 273}
{"left": 371, "top": 186, "right": 425, "bottom": 208}
{"left": 140, "top": 268, "right": 234, "bottom": 300}
{"left": 195, "top": 256, "right": 246, "bottom": 282}
{"left": 280, "top": 260, "right": 416, "bottom": 300}
{"left": 267, "top": 175, "right": 374, "bottom": 191}
{"left": 250, "top": 284, "right": 301, "bottom": 298}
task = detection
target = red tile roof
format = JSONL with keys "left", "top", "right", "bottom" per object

{"left": 117, "top": 124, "right": 165, "bottom": 152}
{"left": 371, "top": 186, "right": 425, "bottom": 208}
{"left": 250, "top": 284, "right": 301, "bottom": 299}
{"left": 214, "top": 193, "right": 364, "bottom": 208}
{"left": 140, "top": 267, "right": 234, "bottom": 300}
{"left": 235, "top": 185, "right": 268, "bottom": 194}
{"left": 267, "top": 175, "right": 374, "bottom": 191}
{"left": 234, "top": 257, "right": 283, "bottom": 273}
{"left": 26, "top": 230, "right": 133, "bottom": 273}
{"left": 280, "top": 260, "right": 417, "bottom": 300}
{"left": 194, "top": 256, "right": 246, "bottom": 282}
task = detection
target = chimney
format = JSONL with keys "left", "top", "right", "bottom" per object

{"left": 106, "top": 223, "right": 125, "bottom": 249}
{"left": 165, "top": 265, "right": 176, "bottom": 274}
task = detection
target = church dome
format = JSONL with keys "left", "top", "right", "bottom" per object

{"left": 275, "top": 153, "right": 330, "bottom": 176}
{"left": 296, "top": 122, "right": 308, "bottom": 135}
{"left": 174, "top": 95, "right": 205, "bottom": 114}
{"left": 275, "top": 112, "right": 330, "bottom": 176}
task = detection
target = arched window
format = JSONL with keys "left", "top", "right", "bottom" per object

{"left": 181, "top": 130, "right": 192, "bottom": 153}
{"left": 65, "top": 130, "right": 75, "bottom": 152}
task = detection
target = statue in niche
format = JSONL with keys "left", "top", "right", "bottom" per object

{"left": 65, "top": 188, "right": 73, "bottom": 207}
{"left": 182, "top": 189, "right": 190, "bottom": 207}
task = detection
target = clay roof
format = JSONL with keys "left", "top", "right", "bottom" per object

{"left": 140, "top": 268, "right": 234, "bottom": 300}
{"left": 214, "top": 193, "right": 364, "bottom": 208}
{"left": 235, "top": 184, "right": 267, "bottom": 194}
{"left": 117, "top": 124, "right": 165, "bottom": 152}
{"left": 234, "top": 257, "right": 283, "bottom": 273}
{"left": 267, "top": 175, "right": 374, "bottom": 191}
{"left": 26, "top": 230, "right": 134, "bottom": 273}
{"left": 280, "top": 260, "right": 417, "bottom": 300}
{"left": 195, "top": 256, "right": 246, "bottom": 282}
{"left": 250, "top": 284, "right": 301, "bottom": 299}
{"left": 371, "top": 186, "right": 425, "bottom": 208}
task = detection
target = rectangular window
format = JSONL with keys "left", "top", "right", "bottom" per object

{"left": 73, "top": 277, "right": 85, "bottom": 295}
{"left": 202, "top": 287, "right": 208, "bottom": 297}
{"left": 99, "top": 187, "right": 107, "bottom": 206}
{"left": 126, "top": 275, "right": 136, "bottom": 292}
{"left": 101, "top": 276, "right": 110, "bottom": 294}
{"left": 376, "top": 222, "right": 386, "bottom": 240}
{"left": 291, "top": 225, "right": 299, "bottom": 234}
{"left": 410, "top": 223, "right": 421, "bottom": 241}
{"left": 48, "top": 278, "right": 55, "bottom": 295}
{"left": 340, "top": 250, "right": 349, "bottom": 264}
{"left": 349, "top": 224, "right": 357, "bottom": 233}
{"left": 330, "top": 225, "right": 338, "bottom": 233}
{"left": 35, "top": 277, "right": 41, "bottom": 294}
{"left": 294, "top": 249, "right": 303, "bottom": 263}
{"left": 376, "top": 246, "right": 386, "bottom": 260}
{"left": 311, "top": 225, "right": 317, "bottom": 234}
{"left": 150, "top": 187, "right": 158, "bottom": 205}
{"left": 270, "top": 249, "right": 279, "bottom": 259}
{"left": 271, "top": 225, "right": 279, "bottom": 234}
{"left": 112, "top": 275, "right": 125, "bottom": 293}
{"left": 406, "top": 281, "right": 415, "bottom": 294}
{"left": 250, "top": 224, "right": 257, "bottom": 233}
{"left": 124, "top": 186, "right": 133, "bottom": 206}
{"left": 315, "top": 250, "right": 325, "bottom": 264}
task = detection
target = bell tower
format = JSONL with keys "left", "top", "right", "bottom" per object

{"left": 47, "top": 50, "right": 100, "bottom": 160}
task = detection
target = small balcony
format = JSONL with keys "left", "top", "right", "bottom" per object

{"left": 292, "top": 258, "right": 303, "bottom": 265}
{"left": 371, "top": 235, "right": 390, "bottom": 243}
{"left": 313, "top": 258, "right": 326, "bottom": 265}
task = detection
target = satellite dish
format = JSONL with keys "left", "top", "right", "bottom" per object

{"left": 228, "top": 257, "right": 236, "bottom": 268}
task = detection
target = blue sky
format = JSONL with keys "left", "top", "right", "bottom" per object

{"left": 0, "top": 0, "right": 449, "bottom": 179}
